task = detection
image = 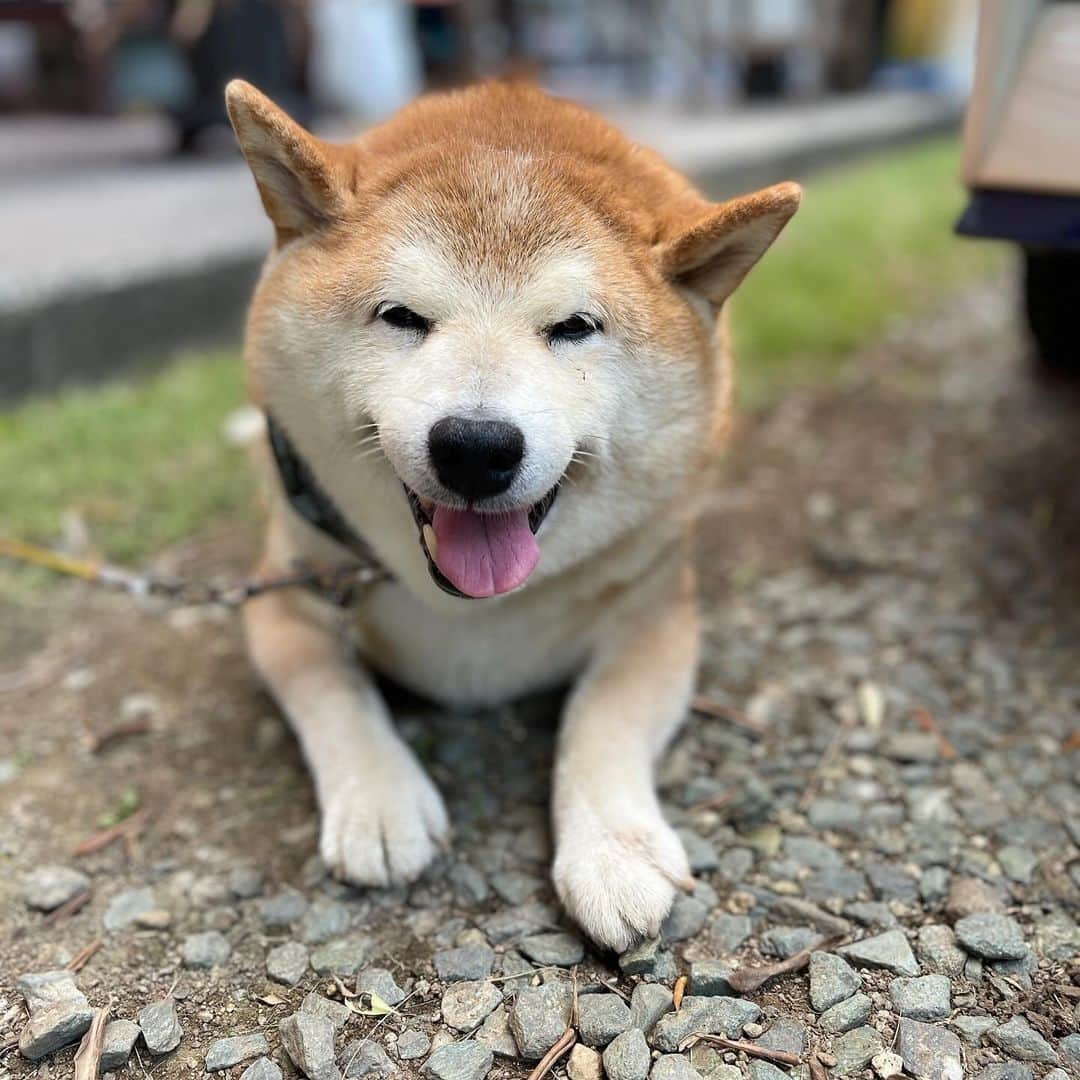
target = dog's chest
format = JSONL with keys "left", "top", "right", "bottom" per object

{"left": 352, "top": 585, "right": 592, "bottom": 707}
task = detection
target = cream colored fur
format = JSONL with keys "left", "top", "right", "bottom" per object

{"left": 227, "top": 78, "right": 799, "bottom": 950}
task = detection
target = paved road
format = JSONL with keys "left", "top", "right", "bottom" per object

{"left": 0, "top": 91, "right": 959, "bottom": 398}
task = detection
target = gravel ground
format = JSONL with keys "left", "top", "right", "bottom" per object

{"left": 1, "top": 279, "right": 1078, "bottom": 1080}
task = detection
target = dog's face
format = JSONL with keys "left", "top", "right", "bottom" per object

{"left": 229, "top": 82, "right": 798, "bottom": 600}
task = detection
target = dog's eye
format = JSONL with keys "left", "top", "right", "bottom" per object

{"left": 548, "top": 313, "right": 601, "bottom": 344}
{"left": 378, "top": 304, "right": 431, "bottom": 334}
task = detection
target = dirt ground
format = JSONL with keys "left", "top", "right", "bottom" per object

{"left": 1, "top": 278, "right": 1077, "bottom": 1080}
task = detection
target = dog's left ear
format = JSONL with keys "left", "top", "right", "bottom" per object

{"left": 658, "top": 182, "right": 801, "bottom": 306}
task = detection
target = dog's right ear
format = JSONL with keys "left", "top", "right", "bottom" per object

{"left": 225, "top": 80, "right": 346, "bottom": 244}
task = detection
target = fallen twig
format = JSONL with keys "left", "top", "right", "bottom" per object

{"left": 73, "top": 809, "right": 147, "bottom": 856}
{"left": 725, "top": 935, "right": 844, "bottom": 994}
{"left": 686, "top": 792, "right": 733, "bottom": 815}
{"left": 1049, "top": 983, "right": 1080, "bottom": 999}
{"left": 691, "top": 696, "right": 766, "bottom": 736}
{"left": 808, "top": 1050, "right": 831, "bottom": 1080}
{"left": 673, "top": 974, "right": 688, "bottom": 1010}
{"left": 73, "top": 1006, "right": 109, "bottom": 1080}
{"left": 84, "top": 719, "right": 153, "bottom": 754}
{"left": 43, "top": 889, "right": 91, "bottom": 925}
{"left": 914, "top": 707, "right": 957, "bottom": 759}
{"left": 66, "top": 939, "right": 103, "bottom": 973}
{"left": 526, "top": 1027, "right": 576, "bottom": 1080}
{"left": 678, "top": 1032, "right": 800, "bottom": 1066}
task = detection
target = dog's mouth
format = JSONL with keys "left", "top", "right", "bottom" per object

{"left": 404, "top": 484, "right": 560, "bottom": 599}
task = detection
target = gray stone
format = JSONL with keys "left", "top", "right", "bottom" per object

{"left": 807, "top": 798, "right": 863, "bottom": 833}
{"left": 519, "top": 932, "right": 585, "bottom": 967}
{"left": 16, "top": 969, "right": 87, "bottom": 1012}
{"left": 422, "top": 1041, "right": 493, "bottom": 1080}
{"left": 243, "top": 1058, "right": 284, "bottom": 1080}
{"left": 688, "top": 1046, "right": 741, "bottom": 1080}
{"left": 679, "top": 830, "right": 720, "bottom": 872}
{"left": 398, "top": 1030, "right": 431, "bottom": 1060}
{"left": 311, "top": 936, "right": 373, "bottom": 977}
{"left": 497, "top": 950, "right": 535, "bottom": 990}
{"left": 441, "top": 981, "right": 502, "bottom": 1032}
{"left": 228, "top": 865, "right": 265, "bottom": 898}
{"left": 357, "top": 968, "right": 406, "bottom": 1007}
{"left": 689, "top": 960, "right": 736, "bottom": 997}
{"left": 267, "top": 941, "right": 309, "bottom": 986}
{"left": 280, "top": 1012, "right": 342, "bottom": 1080}
{"left": 629, "top": 982, "right": 673, "bottom": 1033}
{"left": 997, "top": 845, "right": 1039, "bottom": 884}
{"left": 509, "top": 981, "right": 573, "bottom": 1060}
{"left": 896, "top": 1018, "right": 964, "bottom": 1080}
{"left": 22, "top": 865, "right": 90, "bottom": 911}
{"left": 987, "top": 1017, "right": 1058, "bottom": 1063}
{"left": 808, "top": 951, "right": 862, "bottom": 1012}
{"left": 18, "top": 1000, "right": 95, "bottom": 1060}
{"left": 888, "top": 975, "right": 951, "bottom": 1021}
{"left": 954, "top": 914, "right": 1028, "bottom": 961}
{"left": 604, "top": 1028, "right": 651, "bottom": 1080}
{"left": 973, "top": 1066, "right": 1033, "bottom": 1080}
{"left": 661, "top": 894, "right": 709, "bottom": 943}
{"left": 206, "top": 1033, "right": 272, "bottom": 1071}
{"left": 818, "top": 993, "right": 872, "bottom": 1034}
{"left": 864, "top": 858, "right": 920, "bottom": 902}
{"left": 844, "top": 901, "right": 898, "bottom": 929}
{"left": 301, "top": 992, "right": 351, "bottom": 1033}
{"left": 832, "top": 1026, "right": 884, "bottom": 1076}
{"left": 804, "top": 866, "right": 868, "bottom": 902}
{"left": 448, "top": 863, "right": 490, "bottom": 905}
{"left": 747, "top": 1064, "right": 787, "bottom": 1080}
{"left": 100, "top": 1018, "right": 141, "bottom": 1070}
{"left": 755, "top": 1017, "right": 806, "bottom": 1058}
{"left": 651, "top": 997, "right": 761, "bottom": 1052}
{"left": 434, "top": 945, "right": 495, "bottom": 982}
{"left": 259, "top": 888, "right": 309, "bottom": 926}
{"left": 950, "top": 1014, "right": 997, "bottom": 1045}
{"left": 577, "top": 994, "right": 631, "bottom": 1048}
{"left": 870, "top": 1050, "right": 904, "bottom": 1079}
{"left": 619, "top": 937, "right": 662, "bottom": 975}
{"left": 784, "top": 836, "right": 843, "bottom": 868}
{"left": 182, "top": 930, "right": 230, "bottom": 968}
{"left": 1060, "top": 1034, "right": 1080, "bottom": 1072}
{"left": 760, "top": 925, "right": 818, "bottom": 958}
{"left": 341, "top": 1037, "right": 398, "bottom": 1077}
{"left": 708, "top": 913, "right": 752, "bottom": 953}
{"left": 920, "top": 867, "right": 950, "bottom": 906}
{"left": 651, "top": 1054, "right": 702, "bottom": 1080}
{"left": 103, "top": 887, "right": 156, "bottom": 930}
{"left": 301, "top": 900, "right": 352, "bottom": 945}
{"left": 839, "top": 930, "right": 920, "bottom": 976}
{"left": 138, "top": 998, "right": 183, "bottom": 1055}
{"left": 475, "top": 1008, "right": 518, "bottom": 1058}
{"left": 489, "top": 870, "right": 543, "bottom": 905}
{"left": 916, "top": 925, "right": 966, "bottom": 976}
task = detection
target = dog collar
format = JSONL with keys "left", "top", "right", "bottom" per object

{"left": 266, "top": 413, "right": 390, "bottom": 583}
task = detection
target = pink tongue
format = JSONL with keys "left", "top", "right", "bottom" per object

{"left": 429, "top": 506, "right": 539, "bottom": 598}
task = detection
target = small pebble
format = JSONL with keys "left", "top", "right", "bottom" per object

{"left": 267, "top": 941, "right": 310, "bottom": 986}
{"left": 138, "top": 997, "right": 183, "bottom": 1055}
{"left": 21, "top": 866, "right": 90, "bottom": 912}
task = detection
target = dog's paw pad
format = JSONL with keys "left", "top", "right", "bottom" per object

{"left": 553, "top": 812, "right": 689, "bottom": 953}
{"left": 319, "top": 756, "right": 448, "bottom": 888}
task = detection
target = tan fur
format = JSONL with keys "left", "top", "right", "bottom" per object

{"left": 228, "top": 79, "right": 799, "bottom": 949}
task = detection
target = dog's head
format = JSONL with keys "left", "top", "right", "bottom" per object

{"left": 228, "top": 81, "right": 799, "bottom": 601}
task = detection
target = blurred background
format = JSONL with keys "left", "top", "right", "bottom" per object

{"left": 2, "top": 0, "right": 1076, "bottom": 568}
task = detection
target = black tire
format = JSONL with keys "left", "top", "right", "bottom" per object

{"left": 1024, "top": 250, "right": 1080, "bottom": 375}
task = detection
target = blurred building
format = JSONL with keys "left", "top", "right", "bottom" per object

{"left": 0, "top": 0, "right": 975, "bottom": 130}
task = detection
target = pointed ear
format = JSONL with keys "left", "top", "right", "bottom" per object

{"left": 225, "top": 79, "right": 346, "bottom": 243}
{"left": 658, "top": 182, "right": 801, "bottom": 305}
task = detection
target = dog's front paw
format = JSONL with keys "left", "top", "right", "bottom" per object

{"left": 319, "top": 749, "right": 449, "bottom": 887}
{"left": 552, "top": 799, "right": 691, "bottom": 953}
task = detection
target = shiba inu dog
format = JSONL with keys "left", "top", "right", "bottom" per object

{"left": 226, "top": 78, "right": 799, "bottom": 951}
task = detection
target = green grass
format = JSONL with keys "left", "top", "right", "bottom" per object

{"left": 0, "top": 136, "right": 1005, "bottom": 571}
{"left": 0, "top": 350, "right": 248, "bottom": 565}
{"left": 732, "top": 136, "right": 1006, "bottom": 405}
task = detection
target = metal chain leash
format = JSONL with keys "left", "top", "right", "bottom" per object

{"left": 0, "top": 537, "right": 389, "bottom": 609}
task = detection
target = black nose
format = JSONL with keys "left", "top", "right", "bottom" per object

{"left": 428, "top": 416, "right": 525, "bottom": 499}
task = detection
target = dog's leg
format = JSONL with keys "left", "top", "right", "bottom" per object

{"left": 244, "top": 587, "right": 448, "bottom": 886}
{"left": 551, "top": 567, "right": 699, "bottom": 952}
